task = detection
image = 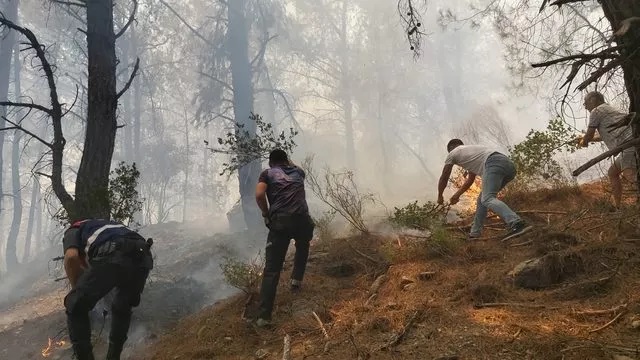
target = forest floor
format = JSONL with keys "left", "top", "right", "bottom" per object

{"left": 138, "top": 180, "right": 640, "bottom": 360}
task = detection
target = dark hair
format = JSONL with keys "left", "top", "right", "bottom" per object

{"left": 447, "top": 139, "right": 464, "bottom": 152}
{"left": 586, "top": 91, "right": 605, "bottom": 104}
{"left": 268, "top": 149, "right": 289, "bottom": 164}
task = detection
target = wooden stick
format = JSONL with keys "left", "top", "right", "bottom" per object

{"left": 312, "top": 311, "right": 329, "bottom": 339}
{"left": 574, "top": 304, "right": 627, "bottom": 316}
{"left": 349, "top": 244, "right": 379, "bottom": 264}
{"left": 588, "top": 310, "right": 626, "bottom": 333}
{"left": 474, "top": 302, "right": 561, "bottom": 310}
{"left": 378, "top": 310, "right": 420, "bottom": 350}
{"left": 510, "top": 240, "right": 533, "bottom": 247}
{"left": 573, "top": 137, "right": 640, "bottom": 176}
{"left": 517, "top": 210, "right": 568, "bottom": 215}
{"left": 283, "top": 334, "right": 291, "bottom": 360}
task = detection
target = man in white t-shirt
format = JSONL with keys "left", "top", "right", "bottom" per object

{"left": 579, "top": 91, "right": 637, "bottom": 208}
{"left": 437, "top": 139, "right": 532, "bottom": 241}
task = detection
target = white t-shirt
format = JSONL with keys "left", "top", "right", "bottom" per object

{"left": 445, "top": 145, "right": 501, "bottom": 176}
{"left": 588, "top": 103, "right": 633, "bottom": 150}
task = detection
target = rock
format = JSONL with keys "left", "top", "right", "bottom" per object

{"left": 508, "top": 251, "right": 583, "bottom": 289}
{"left": 224, "top": 336, "right": 232, "bottom": 341}
{"left": 631, "top": 320, "right": 640, "bottom": 329}
{"left": 418, "top": 271, "right": 437, "bottom": 281}
{"left": 255, "top": 349, "right": 269, "bottom": 359}
{"left": 400, "top": 276, "right": 415, "bottom": 286}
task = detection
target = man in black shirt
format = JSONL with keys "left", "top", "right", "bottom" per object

{"left": 253, "top": 149, "right": 315, "bottom": 327}
{"left": 62, "top": 219, "right": 153, "bottom": 360}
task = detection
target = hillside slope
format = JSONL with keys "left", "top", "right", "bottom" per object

{"left": 140, "top": 181, "right": 640, "bottom": 360}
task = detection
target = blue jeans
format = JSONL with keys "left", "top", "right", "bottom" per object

{"left": 470, "top": 153, "right": 521, "bottom": 236}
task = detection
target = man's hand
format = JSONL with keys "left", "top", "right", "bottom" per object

{"left": 449, "top": 194, "right": 460, "bottom": 205}
{"left": 437, "top": 194, "right": 445, "bottom": 205}
{"left": 578, "top": 136, "right": 589, "bottom": 148}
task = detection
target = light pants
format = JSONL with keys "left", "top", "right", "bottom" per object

{"left": 470, "top": 153, "right": 521, "bottom": 236}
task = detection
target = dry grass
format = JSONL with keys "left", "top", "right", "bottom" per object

{"left": 140, "top": 182, "right": 640, "bottom": 360}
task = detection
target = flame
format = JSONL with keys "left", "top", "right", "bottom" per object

{"left": 41, "top": 338, "right": 67, "bottom": 358}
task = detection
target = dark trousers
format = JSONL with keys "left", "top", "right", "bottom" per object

{"left": 257, "top": 213, "right": 314, "bottom": 320}
{"left": 64, "top": 238, "right": 152, "bottom": 360}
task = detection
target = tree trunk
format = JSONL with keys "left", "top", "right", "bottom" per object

{"left": 121, "top": 32, "right": 133, "bottom": 162}
{"left": 0, "top": 0, "right": 18, "bottom": 226}
{"left": 340, "top": 0, "right": 356, "bottom": 171}
{"left": 182, "top": 107, "right": 190, "bottom": 223}
{"left": 22, "top": 178, "right": 37, "bottom": 262}
{"left": 228, "top": 0, "right": 261, "bottom": 231}
{"left": 73, "top": 0, "right": 118, "bottom": 220}
{"left": 600, "top": 1, "right": 640, "bottom": 196}
{"left": 6, "top": 37, "right": 21, "bottom": 272}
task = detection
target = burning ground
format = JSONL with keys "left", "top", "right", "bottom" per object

{"left": 137, "top": 181, "right": 640, "bottom": 360}
{"left": 0, "top": 220, "right": 262, "bottom": 360}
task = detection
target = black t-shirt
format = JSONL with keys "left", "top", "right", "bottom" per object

{"left": 258, "top": 165, "right": 309, "bottom": 216}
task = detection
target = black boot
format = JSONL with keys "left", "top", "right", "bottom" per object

{"left": 71, "top": 343, "right": 95, "bottom": 360}
{"left": 106, "top": 342, "right": 124, "bottom": 360}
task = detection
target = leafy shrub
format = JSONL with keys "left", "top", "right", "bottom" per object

{"left": 220, "top": 254, "right": 264, "bottom": 294}
{"left": 389, "top": 200, "right": 448, "bottom": 230}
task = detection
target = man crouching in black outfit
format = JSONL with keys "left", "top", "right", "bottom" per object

{"left": 62, "top": 219, "right": 153, "bottom": 360}
{"left": 253, "top": 149, "right": 315, "bottom": 327}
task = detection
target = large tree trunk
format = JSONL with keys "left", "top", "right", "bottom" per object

{"left": 121, "top": 31, "right": 133, "bottom": 162}
{"left": 228, "top": 0, "right": 261, "bottom": 231}
{"left": 73, "top": 0, "right": 118, "bottom": 220}
{"left": 340, "top": 0, "right": 356, "bottom": 171}
{"left": 600, "top": 1, "right": 640, "bottom": 194}
{"left": 6, "top": 37, "right": 21, "bottom": 271}
{"left": 0, "top": 0, "right": 18, "bottom": 228}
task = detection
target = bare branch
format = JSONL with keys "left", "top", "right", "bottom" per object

{"left": 115, "top": 0, "right": 138, "bottom": 39}
{"left": 531, "top": 50, "right": 619, "bottom": 68}
{"left": 575, "top": 57, "right": 624, "bottom": 91}
{"left": 572, "top": 137, "right": 640, "bottom": 176}
{"left": 35, "top": 171, "right": 53, "bottom": 179}
{"left": 1, "top": 117, "right": 52, "bottom": 148}
{"left": 116, "top": 57, "right": 140, "bottom": 99}
{"left": 51, "top": 0, "right": 86, "bottom": 7}
{"left": 0, "top": 101, "right": 52, "bottom": 115}
{"left": 550, "top": 0, "right": 589, "bottom": 7}
{"left": 158, "top": 0, "right": 213, "bottom": 46}
{"left": 250, "top": 34, "right": 277, "bottom": 67}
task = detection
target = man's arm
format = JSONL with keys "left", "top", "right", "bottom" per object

{"left": 450, "top": 172, "right": 477, "bottom": 204}
{"left": 437, "top": 164, "right": 454, "bottom": 204}
{"left": 63, "top": 248, "right": 88, "bottom": 288}
{"left": 579, "top": 127, "right": 597, "bottom": 148}
{"left": 255, "top": 182, "right": 269, "bottom": 217}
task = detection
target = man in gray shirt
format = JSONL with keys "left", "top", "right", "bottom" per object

{"left": 437, "top": 139, "right": 532, "bottom": 241}
{"left": 579, "top": 91, "right": 637, "bottom": 208}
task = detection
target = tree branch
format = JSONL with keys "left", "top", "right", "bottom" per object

{"left": 550, "top": 0, "right": 589, "bottom": 7}
{"left": 250, "top": 34, "right": 277, "bottom": 67}
{"left": 572, "top": 137, "right": 640, "bottom": 176}
{"left": 0, "top": 117, "right": 52, "bottom": 148}
{"left": 158, "top": 0, "right": 213, "bottom": 46}
{"left": 115, "top": 0, "right": 138, "bottom": 39}
{"left": 575, "top": 57, "right": 624, "bottom": 91}
{"left": 0, "top": 101, "right": 52, "bottom": 115}
{"left": 51, "top": 0, "right": 87, "bottom": 7}
{"left": 531, "top": 50, "right": 619, "bottom": 68}
{"left": 116, "top": 57, "right": 140, "bottom": 99}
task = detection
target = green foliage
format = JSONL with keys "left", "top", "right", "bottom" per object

{"left": 220, "top": 254, "right": 263, "bottom": 294}
{"left": 206, "top": 112, "right": 298, "bottom": 176}
{"left": 109, "top": 162, "right": 143, "bottom": 226}
{"left": 53, "top": 162, "right": 142, "bottom": 226}
{"left": 389, "top": 200, "right": 448, "bottom": 230}
{"left": 508, "top": 118, "right": 578, "bottom": 184}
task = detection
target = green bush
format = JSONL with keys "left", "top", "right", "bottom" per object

{"left": 389, "top": 200, "right": 448, "bottom": 230}
{"left": 220, "top": 254, "right": 264, "bottom": 294}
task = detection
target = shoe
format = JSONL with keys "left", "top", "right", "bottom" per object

{"left": 290, "top": 279, "right": 302, "bottom": 292}
{"left": 254, "top": 318, "right": 273, "bottom": 329}
{"left": 502, "top": 221, "right": 533, "bottom": 241}
{"left": 467, "top": 233, "right": 481, "bottom": 241}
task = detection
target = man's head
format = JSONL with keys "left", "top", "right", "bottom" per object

{"left": 447, "top": 139, "right": 464, "bottom": 152}
{"left": 268, "top": 149, "right": 289, "bottom": 167}
{"left": 584, "top": 91, "right": 605, "bottom": 112}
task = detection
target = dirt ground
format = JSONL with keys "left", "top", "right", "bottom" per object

{"left": 138, "top": 181, "right": 640, "bottom": 360}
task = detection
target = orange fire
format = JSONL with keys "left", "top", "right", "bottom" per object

{"left": 41, "top": 337, "right": 67, "bottom": 358}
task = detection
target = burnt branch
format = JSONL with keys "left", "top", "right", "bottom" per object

{"left": 0, "top": 117, "right": 52, "bottom": 148}
{"left": 115, "top": 0, "right": 138, "bottom": 39}
{"left": 575, "top": 57, "right": 624, "bottom": 91}
{"left": 550, "top": 0, "right": 589, "bottom": 7}
{"left": 531, "top": 49, "right": 620, "bottom": 68}
{"left": 573, "top": 137, "right": 640, "bottom": 176}
{"left": 159, "top": 0, "right": 213, "bottom": 46}
{"left": 116, "top": 57, "right": 140, "bottom": 99}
